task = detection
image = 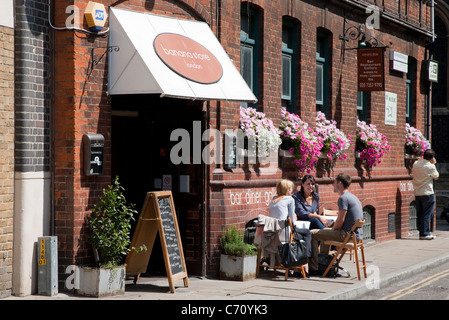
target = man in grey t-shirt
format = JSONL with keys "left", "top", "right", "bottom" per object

{"left": 309, "top": 173, "right": 363, "bottom": 274}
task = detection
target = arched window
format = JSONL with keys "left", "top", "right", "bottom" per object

{"left": 240, "top": 3, "right": 261, "bottom": 109}
{"left": 282, "top": 18, "right": 299, "bottom": 113}
{"left": 316, "top": 29, "right": 331, "bottom": 114}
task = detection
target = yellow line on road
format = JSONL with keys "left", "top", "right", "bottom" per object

{"left": 381, "top": 269, "right": 449, "bottom": 300}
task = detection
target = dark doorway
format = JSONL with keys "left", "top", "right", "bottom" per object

{"left": 111, "top": 94, "right": 205, "bottom": 275}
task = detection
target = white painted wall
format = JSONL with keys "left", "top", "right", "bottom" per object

{"left": 0, "top": 0, "right": 14, "bottom": 28}
{"left": 13, "top": 172, "right": 51, "bottom": 296}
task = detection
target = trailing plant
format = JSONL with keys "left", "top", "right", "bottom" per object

{"left": 239, "top": 106, "right": 282, "bottom": 158}
{"left": 315, "top": 111, "right": 351, "bottom": 161}
{"left": 355, "top": 120, "right": 391, "bottom": 167}
{"left": 219, "top": 225, "right": 257, "bottom": 256}
{"left": 405, "top": 123, "right": 428, "bottom": 156}
{"left": 279, "top": 108, "right": 322, "bottom": 173}
{"left": 88, "top": 176, "right": 146, "bottom": 268}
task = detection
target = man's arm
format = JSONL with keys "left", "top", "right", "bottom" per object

{"left": 333, "top": 209, "right": 347, "bottom": 230}
{"left": 430, "top": 158, "right": 439, "bottom": 180}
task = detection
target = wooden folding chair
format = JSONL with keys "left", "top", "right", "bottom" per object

{"left": 322, "top": 218, "right": 367, "bottom": 280}
{"left": 256, "top": 217, "right": 306, "bottom": 280}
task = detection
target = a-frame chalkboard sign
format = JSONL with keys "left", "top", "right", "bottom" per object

{"left": 125, "top": 191, "right": 188, "bottom": 293}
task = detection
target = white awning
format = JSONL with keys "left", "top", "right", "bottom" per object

{"left": 108, "top": 8, "right": 257, "bottom": 103}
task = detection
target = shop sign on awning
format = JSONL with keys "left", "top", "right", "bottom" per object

{"left": 108, "top": 8, "right": 257, "bottom": 103}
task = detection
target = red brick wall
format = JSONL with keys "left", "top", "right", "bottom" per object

{"left": 53, "top": 0, "right": 216, "bottom": 274}
{"left": 206, "top": 0, "right": 431, "bottom": 275}
{"left": 54, "top": 0, "right": 432, "bottom": 277}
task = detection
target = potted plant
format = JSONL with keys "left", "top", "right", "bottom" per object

{"left": 219, "top": 225, "right": 258, "bottom": 281}
{"left": 76, "top": 176, "right": 146, "bottom": 297}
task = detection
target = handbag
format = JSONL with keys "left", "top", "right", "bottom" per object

{"left": 317, "top": 253, "right": 350, "bottom": 278}
{"left": 278, "top": 221, "right": 308, "bottom": 268}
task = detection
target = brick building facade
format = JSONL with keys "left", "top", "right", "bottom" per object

{"left": 4, "top": 0, "right": 443, "bottom": 297}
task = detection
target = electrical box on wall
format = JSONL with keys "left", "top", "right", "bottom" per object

{"left": 83, "top": 133, "right": 104, "bottom": 176}
{"left": 37, "top": 236, "right": 58, "bottom": 296}
{"left": 84, "top": 1, "right": 107, "bottom": 32}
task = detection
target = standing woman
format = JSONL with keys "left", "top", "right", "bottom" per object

{"left": 292, "top": 175, "right": 329, "bottom": 229}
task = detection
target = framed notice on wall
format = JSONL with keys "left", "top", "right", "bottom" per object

{"left": 385, "top": 92, "right": 397, "bottom": 126}
{"left": 357, "top": 47, "right": 385, "bottom": 91}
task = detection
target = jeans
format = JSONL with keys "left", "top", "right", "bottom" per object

{"left": 308, "top": 217, "right": 326, "bottom": 230}
{"left": 415, "top": 195, "right": 435, "bottom": 237}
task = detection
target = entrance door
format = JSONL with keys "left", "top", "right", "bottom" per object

{"left": 111, "top": 95, "right": 205, "bottom": 275}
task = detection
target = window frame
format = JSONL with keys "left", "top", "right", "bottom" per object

{"left": 240, "top": 5, "right": 259, "bottom": 108}
{"left": 316, "top": 31, "right": 329, "bottom": 114}
{"left": 281, "top": 21, "right": 297, "bottom": 112}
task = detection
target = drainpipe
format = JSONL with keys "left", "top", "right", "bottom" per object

{"left": 427, "top": 0, "right": 435, "bottom": 140}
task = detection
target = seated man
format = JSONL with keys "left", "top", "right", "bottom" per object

{"left": 308, "top": 173, "right": 363, "bottom": 275}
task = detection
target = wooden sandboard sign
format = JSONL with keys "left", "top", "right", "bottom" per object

{"left": 125, "top": 191, "right": 188, "bottom": 293}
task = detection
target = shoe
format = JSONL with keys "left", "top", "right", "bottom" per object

{"left": 419, "top": 235, "right": 435, "bottom": 240}
{"left": 308, "top": 269, "right": 321, "bottom": 276}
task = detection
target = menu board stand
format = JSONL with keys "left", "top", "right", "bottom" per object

{"left": 125, "top": 191, "right": 188, "bottom": 293}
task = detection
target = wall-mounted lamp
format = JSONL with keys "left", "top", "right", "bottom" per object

{"left": 339, "top": 16, "right": 384, "bottom": 63}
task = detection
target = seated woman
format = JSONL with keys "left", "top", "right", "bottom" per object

{"left": 268, "top": 179, "right": 296, "bottom": 242}
{"left": 292, "top": 175, "right": 329, "bottom": 230}
{"left": 269, "top": 179, "right": 311, "bottom": 276}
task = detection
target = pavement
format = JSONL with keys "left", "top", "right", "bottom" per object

{"left": 4, "top": 218, "right": 449, "bottom": 302}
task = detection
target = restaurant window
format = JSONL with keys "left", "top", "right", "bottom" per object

{"left": 316, "top": 30, "right": 330, "bottom": 114}
{"left": 406, "top": 58, "right": 417, "bottom": 125}
{"left": 282, "top": 19, "right": 298, "bottom": 113}
{"left": 357, "top": 91, "right": 368, "bottom": 122}
{"left": 241, "top": 4, "right": 260, "bottom": 108}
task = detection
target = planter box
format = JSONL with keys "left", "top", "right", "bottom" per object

{"left": 219, "top": 254, "right": 257, "bottom": 281}
{"left": 75, "top": 265, "right": 126, "bottom": 297}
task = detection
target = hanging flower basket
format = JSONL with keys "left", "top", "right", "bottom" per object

{"left": 239, "top": 107, "right": 282, "bottom": 162}
{"left": 405, "top": 123, "right": 428, "bottom": 157}
{"left": 278, "top": 108, "right": 322, "bottom": 173}
{"left": 355, "top": 120, "right": 391, "bottom": 167}
{"left": 315, "top": 112, "right": 351, "bottom": 162}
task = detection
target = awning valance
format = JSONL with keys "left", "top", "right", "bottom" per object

{"left": 108, "top": 8, "right": 257, "bottom": 103}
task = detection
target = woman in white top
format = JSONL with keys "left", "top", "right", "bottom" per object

{"left": 269, "top": 179, "right": 311, "bottom": 276}
{"left": 269, "top": 179, "right": 296, "bottom": 226}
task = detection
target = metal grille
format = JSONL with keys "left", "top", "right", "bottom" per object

{"left": 388, "top": 212, "right": 396, "bottom": 233}
{"left": 409, "top": 201, "right": 417, "bottom": 231}
{"left": 363, "top": 207, "right": 374, "bottom": 240}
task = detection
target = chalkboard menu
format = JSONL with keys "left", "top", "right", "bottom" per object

{"left": 125, "top": 191, "right": 188, "bottom": 293}
{"left": 158, "top": 197, "right": 184, "bottom": 275}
